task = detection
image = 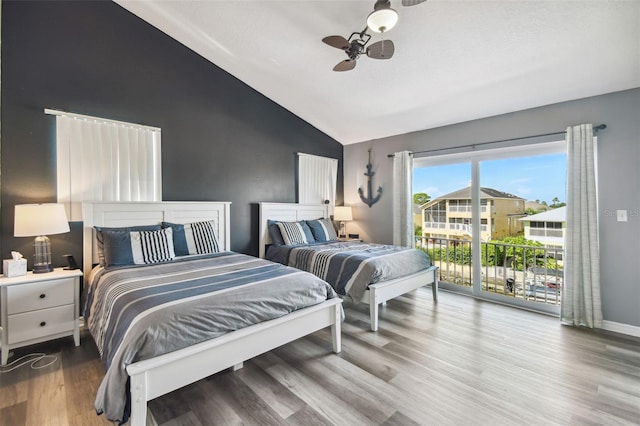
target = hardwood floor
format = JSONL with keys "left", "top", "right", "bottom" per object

{"left": 1, "top": 289, "right": 639, "bottom": 425}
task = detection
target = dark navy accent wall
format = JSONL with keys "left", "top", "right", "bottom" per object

{"left": 1, "top": 0, "right": 343, "bottom": 267}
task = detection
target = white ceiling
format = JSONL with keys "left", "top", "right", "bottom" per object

{"left": 116, "top": 0, "right": 640, "bottom": 145}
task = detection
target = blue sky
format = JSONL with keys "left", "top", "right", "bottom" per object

{"left": 413, "top": 153, "right": 567, "bottom": 204}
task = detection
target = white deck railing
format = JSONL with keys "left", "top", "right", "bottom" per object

{"left": 415, "top": 236, "right": 563, "bottom": 306}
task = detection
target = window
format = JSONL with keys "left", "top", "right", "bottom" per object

{"left": 297, "top": 153, "right": 338, "bottom": 213}
{"left": 449, "top": 200, "right": 473, "bottom": 212}
{"left": 48, "top": 109, "right": 161, "bottom": 221}
{"left": 423, "top": 201, "right": 446, "bottom": 222}
{"left": 530, "top": 221, "right": 563, "bottom": 237}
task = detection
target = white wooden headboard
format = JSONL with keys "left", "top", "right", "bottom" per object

{"left": 82, "top": 202, "right": 231, "bottom": 277}
{"left": 258, "top": 202, "right": 329, "bottom": 259}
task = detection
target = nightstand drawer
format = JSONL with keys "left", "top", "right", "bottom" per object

{"left": 7, "top": 278, "right": 75, "bottom": 314}
{"left": 7, "top": 304, "right": 75, "bottom": 344}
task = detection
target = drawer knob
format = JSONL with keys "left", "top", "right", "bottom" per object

{"left": 39, "top": 293, "right": 46, "bottom": 299}
{"left": 40, "top": 321, "right": 47, "bottom": 327}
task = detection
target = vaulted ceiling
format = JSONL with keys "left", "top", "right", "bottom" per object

{"left": 116, "top": 0, "right": 640, "bottom": 145}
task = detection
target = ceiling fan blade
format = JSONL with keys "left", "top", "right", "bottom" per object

{"left": 366, "top": 40, "right": 395, "bottom": 60}
{"left": 401, "top": 0, "right": 427, "bottom": 6}
{"left": 333, "top": 59, "right": 357, "bottom": 72}
{"left": 322, "top": 35, "right": 350, "bottom": 50}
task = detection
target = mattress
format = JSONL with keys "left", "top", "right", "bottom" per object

{"left": 266, "top": 241, "right": 432, "bottom": 301}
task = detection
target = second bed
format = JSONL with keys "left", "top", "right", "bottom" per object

{"left": 259, "top": 202, "right": 439, "bottom": 331}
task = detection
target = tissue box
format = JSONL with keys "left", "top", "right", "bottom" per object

{"left": 3, "top": 259, "right": 27, "bottom": 277}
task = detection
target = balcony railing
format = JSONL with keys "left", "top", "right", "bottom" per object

{"left": 448, "top": 206, "right": 488, "bottom": 213}
{"left": 448, "top": 223, "right": 471, "bottom": 233}
{"left": 423, "top": 222, "right": 488, "bottom": 234}
{"left": 424, "top": 221, "right": 447, "bottom": 230}
{"left": 415, "top": 236, "right": 563, "bottom": 306}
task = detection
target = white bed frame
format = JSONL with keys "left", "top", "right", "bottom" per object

{"left": 259, "top": 202, "right": 439, "bottom": 332}
{"left": 82, "top": 202, "right": 342, "bottom": 426}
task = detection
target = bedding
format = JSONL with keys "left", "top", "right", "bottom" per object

{"left": 306, "top": 218, "right": 339, "bottom": 242}
{"left": 266, "top": 241, "right": 432, "bottom": 302}
{"left": 84, "top": 252, "right": 341, "bottom": 424}
{"left": 95, "top": 225, "right": 162, "bottom": 266}
{"left": 275, "top": 220, "right": 315, "bottom": 245}
{"left": 99, "top": 227, "right": 176, "bottom": 266}
{"left": 162, "top": 220, "right": 220, "bottom": 255}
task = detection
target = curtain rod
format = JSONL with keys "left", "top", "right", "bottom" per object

{"left": 387, "top": 124, "right": 606, "bottom": 158}
{"left": 44, "top": 108, "right": 162, "bottom": 132}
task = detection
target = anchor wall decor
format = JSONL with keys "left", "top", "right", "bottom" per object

{"left": 358, "top": 148, "right": 382, "bottom": 208}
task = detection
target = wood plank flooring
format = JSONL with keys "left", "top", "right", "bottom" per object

{"left": 1, "top": 289, "right": 639, "bottom": 425}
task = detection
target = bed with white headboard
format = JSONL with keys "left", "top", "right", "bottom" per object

{"left": 258, "top": 202, "right": 329, "bottom": 259}
{"left": 259, "top": 202, "right": 439, "bottom": 331}
{"left": 82, "top": 202, "right": 342, "bottom": 426}
{"left": 82, "top": 201, "right": 232, "bottom": 277}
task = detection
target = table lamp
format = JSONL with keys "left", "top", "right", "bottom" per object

{"left": 333, "top": 206, "right": 353, "bottom": 238}
{"left": 14, "top": 203, "right": 70, "bottom": 273}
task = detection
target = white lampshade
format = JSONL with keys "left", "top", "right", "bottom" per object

{"left": 15, "top": 204, "right": 70, "bottom": 236}
{"left": 15, "top": 204, "right": 70, "bottom": 273}
{"left": 334, "top": 206, "right": 353, "bottom": 222}
{"left": 367, "top": 5, "right": 398, "bottom": 33}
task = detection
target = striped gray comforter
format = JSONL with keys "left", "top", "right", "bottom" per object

{"left": 84, "top": 252, "right": 340, "bottom": 424}
{"left": 266, "top": 241, "right": 431, "bottom": 302}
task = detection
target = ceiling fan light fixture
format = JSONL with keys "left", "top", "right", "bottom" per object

{"left": 366, "top": 2, "right": 398, "bottom": 33}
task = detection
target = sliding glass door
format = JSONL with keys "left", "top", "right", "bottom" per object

{"left": 414, "top": 142, "right": 566, "bottom": 314}
{"left": 415, "top": 162, "right": 475, "bottom": 293}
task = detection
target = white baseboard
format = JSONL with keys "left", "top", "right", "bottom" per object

{"left": 602, "top": 320, "right": 640, "bottom": 338}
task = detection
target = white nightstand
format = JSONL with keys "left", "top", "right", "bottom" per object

{"left": 0, "top": 268, "right": 82, "bottom": 365}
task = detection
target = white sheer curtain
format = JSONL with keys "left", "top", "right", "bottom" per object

{"left": 393, "top": 151, "right": 414, "bottom": 247}
{"left": 562, "top": 123, "right": 602, "bottom": 328}
{"left": 53, "top": 111, "right": 162, "bottom": 221}
{"left": 298, "top": 153, "right": 338, "bottom": 213}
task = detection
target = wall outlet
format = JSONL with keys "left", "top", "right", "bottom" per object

{"left": 616, "top": 210, "right": 628, "bottom": 222}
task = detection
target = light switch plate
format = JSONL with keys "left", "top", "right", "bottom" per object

{"left": 616, "top": 210, "right": 628, "bottom": 222}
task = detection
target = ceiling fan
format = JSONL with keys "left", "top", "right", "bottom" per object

{"left": 322, "top": 31, "right": 395, "bottom": 72}
{"left": 322, "top": 0, "right": 427, "bottom": 72}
